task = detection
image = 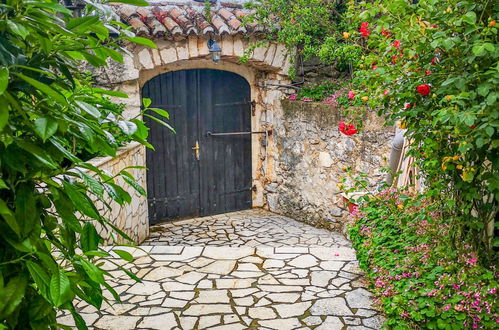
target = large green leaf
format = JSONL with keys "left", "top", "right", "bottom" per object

{"left": 0, "top": 67, "right": 8, "bottom": 95}
{"left": 80, "top": 222, "right": 100, "bottom": 252}
{"left": 0, "top": 275, "right": 27, "bottom": 319}
{"left": 50, "top": 269, "right": 72, "bottom": 307}
{"left": 123, "top": 37, "right": 157, "bottom": 49}
{"left": 26, "top": 261, "right": 51, "bottom": 300}
{"left": 15, "top": 73, "right": 67, "bottom": 105}
{"left": 34, "top": 117, "right": 58, "bottom": 142}
{"left": 62, "top": 181, "right": 100, "bottom": 220}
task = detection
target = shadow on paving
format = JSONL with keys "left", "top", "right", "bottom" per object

{"left": 58, "top": 209, "right": 384, "bottom": 329}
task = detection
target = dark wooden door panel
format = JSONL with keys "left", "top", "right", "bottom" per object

{"left": 143, "top": 69, "right": 251, "bottom": 224}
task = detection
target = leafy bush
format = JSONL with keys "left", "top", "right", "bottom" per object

{"left": 0, "top": 0, "right": 169, "bottom": 328}
{"left": 349, "top": 190, "right": 498, "bottom": 329}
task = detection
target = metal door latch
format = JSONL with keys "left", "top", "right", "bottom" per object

{"left": 191, "top": 141, "right": 200, "bottom": 160}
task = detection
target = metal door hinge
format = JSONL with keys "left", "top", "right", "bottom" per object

{"left": 251, "top": 100, "right": 256, "bottom": 116}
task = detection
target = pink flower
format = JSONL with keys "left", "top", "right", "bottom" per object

{"left": 425, "top": 70, "right": 432, "bottom": 75}
{"left": 444, "top": 304, "right": 451, "bottom": 311}
{"left": 384, "top": 90, "right": 390, "bottom": 96}
{"left": 348, "top": 90, "right": 355, "bottom": 99}
{"left": 301, "top": 97, "right": 313, "bottom": 102}
{"left": 288, "top": 94, "right": 297, "bottom": 100}
{"left": 490, "top": 288, "right": 497, "bottom": 294}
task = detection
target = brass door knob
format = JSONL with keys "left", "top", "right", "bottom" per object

{"left": 191, "top": 141, "right": 200, "bottom": 160}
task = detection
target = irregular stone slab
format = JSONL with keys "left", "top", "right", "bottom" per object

{"left": 345, "top": 288, "right": 373, "bottom": 309}
{"left": 230, "top": 288, "right": 258, "bottom": 297}
{"left": 137, "top": 313, "right": 177, "bottom": 329}
{"left": 211, "top": 324, "right": 247, "bottom": 330}
{"left": 203, "top": 247, "right": 255, "bottom": 260}
{"left": 126, "top": 281, "right": 161, "bottom": 295}
{"left": 169, "top": 291, "right": 196, "bottom": 301}
{"left": 216, "top": 278, "right": 256, "bottom": 289}
{"left": 320, "top": 260, "right": 345, "bottom": 271}
{"left": 279, "top": 278, "right": 310, "bottom": 286}
{"left": 234, "top": 296, "right": 254, "bottom": 306}
{"left": 176, "top": 271, "right": 206, "bottom": 284}
{"left": 363, "top": 315, "right": 385, "bottom": 328}
{"left": 94, "top": 316, "right": 140, "bottom": 330}
{"left": 311, "top": 271, "right": 337, "bottom": 287}
{"left": 303, "top": 316, "right": 323, "bottom": 326}
{"left": 144, "top": 267, "right": 184, "bottom": 280}
{"left": 266, "top": 293, "right": 300, "bottom": 303}
{"left": 258, "top": 274, "right": 280, "bottom": 285}
{"left": 259, "top": 318, "right": 302, "bottom": 329}
{"left": 262, "top": 259, "right": 285, "bottom": 268}
{"left": 248, "top": 307, "right": 277, "bottom": 320}
{"left": 274, "top": 301, "right": 312, "bottom": 318}
{"left": 179, "top": 316, "right": 198, "bottom": 329}
{"left": 195, "top": 290, "right": 230, "bottom": 304}
{"left": 198, "top": 260, "right": 236, "bottom": 275}
{"left": 162, "top": 298, "right": 189, "bottom": 308}
{"left": 162, "top": 282, "right": 195, "bottom": 291}
{"left": 183, "top": 304, "right": 233, "bottom": 316}
{"left": 150, "top": 246, "right": 183, "bottom": 255}
{"left": 198, "top": 315, "right": 221, "bottom": 328}
{"left": 237, "top": 263, "right": 261, "bottom": 272}
{"left": 288, "top": 255, "right": 318, "bottom": 268}
{"left": 315, "top": 316, "right": 344, "bottom": 330}
{"left": 310, "top": 298, "right": 353, "bottom": 316}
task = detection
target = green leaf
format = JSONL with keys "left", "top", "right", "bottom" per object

{"left": 0, "top": 275, "right": 27, "bottom": 319}
{"left": 80, "top": 259, "right": 104, "bottom": 284}
{"left": 80, "top": 223, "right": 101, "bottom": 252}
{"left": 0, "top": 67, "right": 8, "bottom": 95}
{"left": 7, "top": 21, "right": 29, "bottom": 39}
{"left": 62, "top": 181, "right": 100, "bottom": 220}
{"left": 66, "top": 16, "right": 100, "bottom": 32}
{"left": 147, "top": 107, "right": 170, "bottom": 120}
{"left": 75, "top": 100, "right": 101, "bottom": 118}
{"left": 34, "top": 117, "right": 58, "bottom": 142}
{"left": 91, "top": 88, "right": 128, "bottom": 98}
{"left": 0, "top": 179, "right": 7, "bottom": 189}
{"left": 0, "top": 199, "right": 20, "bottom": 236}
{"left": 50, "top": 269, "right": 72, "bottom": 307}
{"left": 142, "top": 97, "right": 152, "bottom": 108}
{"left": 124, "top": 37, "right": 157, "bottom": 49}
{"left": 15, "top": 73, "right": 67, "bottom": 105}
{"left": 79, "top": 171, "right": 104, "bottom": 197}
{"left": 143, "top": 114, "right": 176, "bottom": 133}
{"left": 26, "top": 261, "right": 51, "bottom": 300}
{"left": 112, "top": 249, "right": 134, "bottom": 262}
{"left": 121, "top": 173, "right": 146, "bottom": 196}
{"left": 16, "top": 140, "right": 58, "bottom": 169}
{"left": 0, "top": 106, "right": 8, "bottom": 130}
{"left": 462, "top": 11, "right": 476, "bottom": 24}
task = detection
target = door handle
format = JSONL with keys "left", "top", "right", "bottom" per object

{"left": 191, "top": 141, "right": 200, "bottom": 160}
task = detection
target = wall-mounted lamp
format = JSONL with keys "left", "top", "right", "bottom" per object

{"left": 208, "top": 39, "right": 222, "bottom": 63}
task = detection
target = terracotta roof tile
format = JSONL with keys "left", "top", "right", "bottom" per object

{"left": 110, "top": 3, "right": 265, "bottom": 39}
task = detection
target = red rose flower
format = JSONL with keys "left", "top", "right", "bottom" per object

{"left": 431, "top": 57, "right": 440, "bottom": 65}
{"left": 359, "top": 22, "right": 371, "bottom": 37}
{"left": 425, "top": 70, "right": 432, "bottom": 75}
{"left": 392, "top": 40, "right": 401, "bottom": 49}
{"left": 416, "top": 84, "right": 431, "bottom": 96}
{"left": 339, "top": 121, "right": 358, "bottom": 136}
{"left": 381, "top": 27, "right": 391, "bottom": 37}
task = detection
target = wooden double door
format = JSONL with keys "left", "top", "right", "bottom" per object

{"left": 142, "top": 69, "right": 252, "bottom": 224}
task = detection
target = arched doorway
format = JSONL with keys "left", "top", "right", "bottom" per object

{"left": 142, "top": 69, "right": 252, "bottom": 224}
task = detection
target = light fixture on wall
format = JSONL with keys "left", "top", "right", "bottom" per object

{"left": 207, "top": 39, "right": 222, "bottom": 63}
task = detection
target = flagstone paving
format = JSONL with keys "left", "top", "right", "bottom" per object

{"left": 59, "top": 209, "right": 383, "bottom": 329}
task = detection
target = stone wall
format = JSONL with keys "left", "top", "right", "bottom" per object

{"left": 264, "top": 100, "right": 394, "bottom": 232}
{"left": 89, "top": 142, "right": 149, "bottom": 244}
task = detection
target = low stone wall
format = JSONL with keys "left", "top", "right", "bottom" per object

{"left": 89, "top": 142, "right": 148, "bottom": 244}
{"left": 266, "top": 100, "right": 394, "bottom": 232}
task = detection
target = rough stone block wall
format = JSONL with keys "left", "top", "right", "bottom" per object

{"left": 89, "top": 142, "right": 149, "bottom": 244}
{"left": 266, "top": 100, "right": 394, "bottom": 232}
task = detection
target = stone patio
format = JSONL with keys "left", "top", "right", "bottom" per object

{"left": 59, "top": 209, "right": 383, "bottom": 329}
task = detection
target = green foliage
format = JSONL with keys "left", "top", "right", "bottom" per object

{"left": 245, "top": 0, "right": 362, "bottom": 68}
{"left": 343, "top": 0, "right": 498, "bottom": 261}
{"left": 349, "top": 190, "right": 498, "bottom": 329}
{"left": 0, "top": 0, "right": 170, "bottom": 328}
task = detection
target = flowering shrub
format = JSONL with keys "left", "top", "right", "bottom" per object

{"left": 349, "top": 190, "right": 498, "bottom": 328}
